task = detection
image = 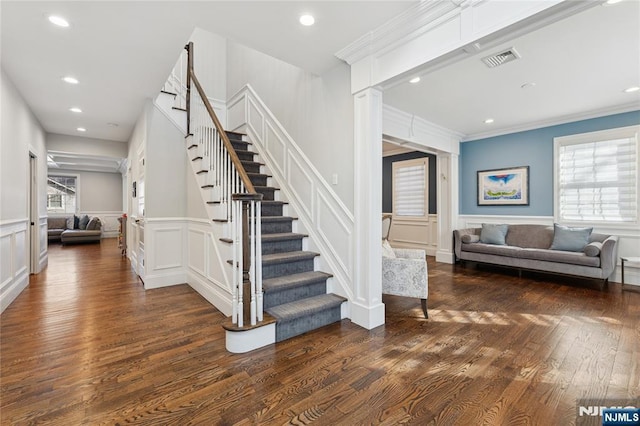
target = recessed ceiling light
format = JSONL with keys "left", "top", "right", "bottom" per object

{"left": 107, "top": 122, "right": 119, "bottom": 127}
{"left": 48, "top": 15, "right": 69, "bottom": 27}
{"left": 521, "top": 82, "right": 536, "bottom": 89}
{"left": 69, "top": 107, "right": 82, "bottom": 113}
{"left": 299, "top": 14, "right": 315, "bottom": 26}
{"left": 409, "top": 77, "right": 421, "bottom": 84}
{"left": 62, "top": 76, "right": 79, "bottom": 84}
{"left": 605, "top": 0, "right": 623, "bottom": 4}
{"left": 76, "top": 127, "right": 86, "bottom": 132}
{"left": 484, "top": 119, "right": 494, "bottom": 124}
{"left": 624, "top": 86, "right": 640, "bottom": 93}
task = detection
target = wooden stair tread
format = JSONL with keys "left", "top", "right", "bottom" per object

{"left": 222, "top": 312, "right": 277, "bottom": 332}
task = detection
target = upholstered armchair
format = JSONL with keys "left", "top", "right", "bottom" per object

{"left": 381, "top": 214, "right": 429, "bottom": 318}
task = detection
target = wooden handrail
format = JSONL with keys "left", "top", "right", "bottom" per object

{"left": 187, "top": 64, "right": 258, "bottom": 196}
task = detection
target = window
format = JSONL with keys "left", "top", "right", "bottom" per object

{"left": 554, "top": 125, "right": 639, "bottom": 225}
{"left": 392, "top": 158, "right": 428, "bottom": 218}
{"left": 47, "top": 175, "right": 77, "bottom": 214}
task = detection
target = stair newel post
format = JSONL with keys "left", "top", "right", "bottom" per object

{"left": 249, "top": 199, "right": 257, "bottom": 325}
{"left": 256, "top": 199, "right": 263, "bottom": 322}
{"left": 185, "top": 42, "right": 193, "bottom": 136}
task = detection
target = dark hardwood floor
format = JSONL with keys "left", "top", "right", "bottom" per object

{"left": 1, "top": 239, "right": 638, "bottom": 425}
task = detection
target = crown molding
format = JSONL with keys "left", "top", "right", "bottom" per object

{"left": 462, "top": 103, "right": 640, "bottom": 142}
{"left": 335, "top": 0, "right": 460, "bottom": 65}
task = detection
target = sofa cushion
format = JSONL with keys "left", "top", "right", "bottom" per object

{"left": 463, "top": 242, "right": 522, "bottom": 258}
{"left": 550, "top": 224, "right": 592, "bottom": 252}
{"left": 505, "top": 224, "right": 554, "bottom": 249}
{"left": 73, "top": 215, "right": 80, "bottom": 229}
{"left": 47, "top": 217, "right": 67, "bottom": 230}
{"left": 461, "top": 234, "right": 480, "bottom": 244}
{"left": 584, "top": 242, "right": 602, "bottom": 257}
{"left": 48, "top": 229, "right": 64, "bottom": 238}
{"left": 86, "top": 217, "right": 100, "bottom": 230}
{"left": 66, "top": 216, "right": 75, "bottom": 229}
{"left": 518, "top": 248, "right": 600, "bottom": 267}
{"left": 78, "top": 215, "right": 90, "bottom": 230}
{"left": 480, "top": 223, "right": 508, "bottom": 245}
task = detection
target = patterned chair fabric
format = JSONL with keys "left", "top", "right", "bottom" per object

{"left": 382, "top": 215, "right": 429, "bottom": 318}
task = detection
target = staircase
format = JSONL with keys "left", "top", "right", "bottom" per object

{"left": 188, "top": 130, "right": 346, "bottom": 343}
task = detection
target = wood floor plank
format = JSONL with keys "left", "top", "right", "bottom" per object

{"left": 1, "top": 239, "right": 639, "bottom": 424}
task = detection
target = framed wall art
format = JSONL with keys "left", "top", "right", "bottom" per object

{"left": 477, "top": 166, "right": 529, "bottom": 206}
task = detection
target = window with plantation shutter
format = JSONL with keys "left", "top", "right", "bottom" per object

{"left": 392, "top": 158, "right": 428, "bottom": 218}
{"left": 554, "top": 125, "right": 639, "bottom": 225}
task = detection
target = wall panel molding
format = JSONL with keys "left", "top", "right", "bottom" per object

{"left": 0, "top": 219, "right": 30, "bottom": 313}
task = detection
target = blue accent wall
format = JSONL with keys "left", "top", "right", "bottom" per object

{"left": 459, "top": 111, "right": 640, "bottom": 215}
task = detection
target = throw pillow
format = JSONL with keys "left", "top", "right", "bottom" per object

{"left": 461, "top": 234, "right": 480, "bottom": 244}
{"left": 78, "top": 215, "right": 90, "bottom": 230}
{"left": 86, "top": 217, "right": 98, "bottom": 230}
{"left": 550, "top": 224, "right": 593, "bottom": 252}
{"left": 480, "top": 223, "right": 508, "bottom": 245}
{"left": 584, "top": 241, "right": 602, "bottom": 257}
{"left": 382, "top": 239, "right": 396, "bottom": 258}
{"left": 73, "top": 215, "right": 80, "bottom": 229}
{"left": 66, "top": 216, "right": 74, "bottom": 230}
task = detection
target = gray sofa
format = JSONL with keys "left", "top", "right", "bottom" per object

{"left": 454, "top": 224, "right": 618, "bottom": 284}
{"left": 48, "top": 215, "right": 102, "bottom": 244}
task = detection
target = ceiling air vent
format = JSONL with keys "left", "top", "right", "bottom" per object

{"left": 481, "top": 48, "right": 521, "bottom": 68}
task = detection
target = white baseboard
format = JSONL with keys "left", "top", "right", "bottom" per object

{"left": 143, "top": 271, "right": 187, "bottom": 289}
{"left": 0, "top": 270, "right": 28, "bottom": 313}
{"left": 226, "top": 323, "right": 275, "bottom": 353}
{"left": 187, "top": 270, "right": 232, "bottom": 317}
{"left": 350, "top": 301, "right": 385, "bottom": 330}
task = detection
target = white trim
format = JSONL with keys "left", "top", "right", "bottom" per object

{"left": 226, "top": 323, "right": 275, "bottom": 353}
{"left": 0, "top": 219, "right": 30, "bottom": 313}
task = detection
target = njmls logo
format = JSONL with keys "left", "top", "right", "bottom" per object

{"left": 577, "top": 399, "right": 640, "bottom": 426}
{"left": 578, "top": 406, "right": 638, "bottom": 417}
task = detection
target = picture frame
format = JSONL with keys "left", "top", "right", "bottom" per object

{"left": 477, "top": 166, "right": 529, "bottom": 206}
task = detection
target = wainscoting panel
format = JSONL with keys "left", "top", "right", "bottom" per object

{"left": 389, "top": 215, "right": 438, "bottom": 256}
{"left": 143, "top": 219, "right": 187, "bottom": 289}
{"left": 288, "top": 153, "right": 314, "bottom": 219}
{"left": 227, "top": 84, "right": 355, "bottom": 301}
{"left": 186, "top": 219, "right": 232, "bottom": 316}
{"left": 266, "top": 122, "right": 286, "bottom": 177}
{"left": 38, "top": 216, "right": 48, "bottom": 272}
{"left": 0, "top": 219, "right": 29, "bottom": 313}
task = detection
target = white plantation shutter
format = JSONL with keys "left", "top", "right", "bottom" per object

{"left": 393, "top": 159, "right": 427, "bottom": 217}
{"left": 555, "top": 126, "right": 638, "bottom": 223}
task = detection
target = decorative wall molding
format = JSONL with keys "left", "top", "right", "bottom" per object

{"left": 389, "top": 214, "right": 438, "bottom": 257}
{"left": 383, "top": 104, "right": 463, "bottom": 155}
{"left": 0, "top": 219, "right": 29, "bottom": 313}
{"left": 227, "top": 84, "right": 356, "bottom": 306}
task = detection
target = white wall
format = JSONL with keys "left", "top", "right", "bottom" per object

{"left": 47, "top": 169, "right": 123, "bottom": 213}
{"left": 1, "top": 67, "right": 48, "bottom": 313}
{"left": 189, "top": 27, "right": 227, "bottom": 103}
{"left": 47, "top": 133, "right": 127, "bottom": 158}
{"left": 226, "top": 41, "right": 355, "bottom": 212}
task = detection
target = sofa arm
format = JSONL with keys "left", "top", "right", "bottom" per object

{"left": 454, "top": 228, "right": 480, "bottom": 260}
{"left": 600, "top": 235, "right": 619, "bottom": 279}
{"left": 393, "top": 248, "right": 426, "bottom": 260}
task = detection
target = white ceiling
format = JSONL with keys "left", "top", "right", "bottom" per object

{"left": 384, "top": 0, "right": 640, "bottom": 140}
{"left": 2, "top": 0, "right": 638, "bottom": 159}
{"left": 1, "top": 1, "right": 415, "bottom": 143}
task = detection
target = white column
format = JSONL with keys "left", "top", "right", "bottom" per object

{"left": 351, "top": 87, "right": 385, "bottom": 329}
{"left": 436, "top": 153, "right": 459, "bottom": 264}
